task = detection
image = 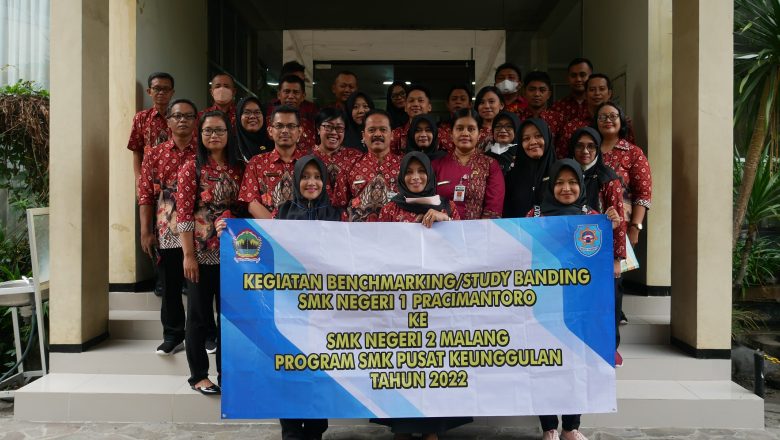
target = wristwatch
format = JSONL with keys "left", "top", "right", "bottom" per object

{"left": 630, "top": 222, "right": 643, "bottom": 231}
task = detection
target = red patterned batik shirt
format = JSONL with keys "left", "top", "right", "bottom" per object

{"left": 377, "top": 200, "right": 461, "bottom": 223}
{"left": 332, "top": 152, "right": 402, "bottom": 222}
{"left": 313, "top": 146, "right": 364, "bottom": 200}
{"left": 176, "top": 158, "right": 244, "bottom": 264}
{"left": 137, "top": 139, "right": 197, "bottom": 249}
{"left": 432, "top": 153, "right": 505, "bottom": 220}
{"left": 199, "top": 103, "right": 238, "bottom": 133}
{"left": 602, "top": 139, "right": 653, "bottom": 215}
{"left": 550, "top": 94, "right": 590, "bottom": 122}
{"left": 391, "top": 122, "right": 453, "bottom": 155}
{"left": 238, "top": 147, "right": 307, "bottom": 213}
{"left": 126, "top": 107, "right": 170, "bottom": 152}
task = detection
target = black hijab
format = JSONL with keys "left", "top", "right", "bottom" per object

{"left": 386, "top": 81, "right": 409, "bottom": 129}
{"left": 539, "top": 159, "right": 589, "bottom": 216}
{"left": 391, "top": 151, "right": 452, "bottom": 215}
{"left": 343, "top": 91, "right": 375, "bottom": 152}
{"left": 568, "top": 127, "right": 621, "bottom": 212}
{"left": 503, "top": 118, "right": 556, "bottom": 217}
{"left": 275, "top": 155, "right": 342, "bottom": 221}
{"left": 405, "top": 114, "right": 445, "bottom": 161}
{"left": 235, "top": 96, "right": 271, "bottom": 161}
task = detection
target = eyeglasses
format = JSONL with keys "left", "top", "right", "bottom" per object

{"left": 574, "top": 142, "right": 597, "bottom": 152}
{"left": 242, "top": 110, "right": 263, "bottom": 118}
{"left": 494, "top": 124, "right": 514, "bottom": 132}
{"left": 597, "top": 113, "right": 620, "bottom": 123}
{"left": 272, "top": 123, "right": 300, "bottom": 131}
{"left": 202, "top": 128, "right": 228, "bottom": 137}
{"left": 150, "top": 86, "right": 172, "bottom": 94}
{"left": 321, "top": 123, "right": 345, "bottom": 133}
{"left": 391, "top": 92, "right": 406, "bottom": 99}
{"left": 168, "top": 113, "right": 196, "bottom": 121}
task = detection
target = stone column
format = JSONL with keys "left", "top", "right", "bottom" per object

{"left": 670, "top": 0, "right": 732, "bottom": 356}
{"left": 49, "top": 0, "right": 110, "bottom": 350}
{"left": 108, "top": 0, "right": 146, "bottom": 288}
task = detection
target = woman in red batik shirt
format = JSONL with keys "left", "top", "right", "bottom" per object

{"left": 177, "top": 110, "right": 245, "bottom": 396}
{"left": 312, "top": 107, "right": 363, "bottom": 200}
{"left": 432, "top": 109, "right": 505, "bottom": 220}
{"left": 378, "top": 151, "right": 460, "bottom": 224}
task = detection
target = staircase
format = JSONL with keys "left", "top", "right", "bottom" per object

{"left": 14, "top": 293, "right": 764, "bottom": 428}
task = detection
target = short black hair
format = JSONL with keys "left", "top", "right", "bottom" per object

{"left": 270, "top": 104, "right": 301, "bottom": 125}
{"left": 406, "top": 84, "right": 432, "bottom": 100}
{"left": 314, "top": 107, "right": 346, "bottom": 144}
{"left": 586, "top": 73, "right": 612, "bottom": 91}
{"left": 279, "top": 74, "right": 305, "bottom": 90}
{"left": 593, "top": 101, "right": 628, "bottom": 139}
{"left": 281, "top": 61, "right": 306, "bottom": 77}
{"left": 362, "top": 109, "right": 391, "bottom": 126}
{"left": 568, "top": 57, "right": 594, "bottom": 71}
{"left": 447, "top": 84, "right": 473, "bottom": 101}
{"left": 494, "top": 62, "right": 522, "bottom": 82}
{"left": 166, "top": 98, "right": 197, "bottom": 117}
{"left": 452, "top": 108, "right": 479, "bottom": 124}
{"left": 148, "top": 72, "right": 174, "bottom": 88}
{"left": 334, "top": 71, "right": 358, "bottom": 82}
{"left": 523, "top": 71, "right": 552, "bottom": 89}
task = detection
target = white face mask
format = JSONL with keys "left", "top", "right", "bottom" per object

{"left": 212, "top": 87, "right": 234, "bottom": 104}
{"left": 496, "top": 79, "right": 519, "bottom": 94}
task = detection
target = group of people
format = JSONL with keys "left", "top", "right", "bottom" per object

{"left": 129, "top": 56, "right": 652, "bottom": 440}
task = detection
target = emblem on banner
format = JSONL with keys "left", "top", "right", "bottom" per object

{"left": 233, "top": 229, "right": 262, "bottom": 262}
{"left": 574, "top": 224, "right": 602, "bottom": 257}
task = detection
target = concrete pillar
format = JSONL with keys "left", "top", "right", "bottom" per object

{"left": 49, "top": 0, "right": 110, "bottom": 350}
{"left": 108, "top": 0, "right": 142, "bottom": 287}
{"left": 670, "top": 0, "right": 732, "bottom": 356}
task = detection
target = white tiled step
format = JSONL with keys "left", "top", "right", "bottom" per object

{"left": 619, "top": 315, "right": 670, "bottom": 344}
{"left": 50, "top": 339, "right": 216, "bottom": 376}
{"left": 622, "top": 295, "right": 670, "bottom": 316}
{"left": 615, "top": 344, "right": 729, "bottom": 380}
{"left": 109, "top": 291, "right": 169, "bottom": 311}
{"left": 51, "top": 340, "right": 726, "bottom": 382}
{"left": 15, "top": 374, "right": 763, "bottom": 428}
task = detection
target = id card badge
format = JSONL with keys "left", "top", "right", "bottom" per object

{"left": 453, "top": 184, "right": 466, "bottom": 202}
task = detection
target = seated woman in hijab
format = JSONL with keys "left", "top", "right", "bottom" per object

{"left": 527, "top": 158, "right": 621, "bottom": 440}
{"left": 378, "top": 151, "right": 460, "bottom": 224}
{"left": 405, "top": 114, "right": 446, "bottom": 161}
{"left": 272, "top": 154, "right": 342, "bottom": 221}
{"left": 484, "top": 110, "right": 520, "bottom": 176}
{"left": 343, "top": 91, "right": 376, "bottom": 151}
{"left": 236, "top": 96, "right": 271, "bottom": 161}
{"left": 569, "top": 126, "right": 626, "bottom": 366}
{"left": 503, "top": 118, "right": 556, "bottom": 218}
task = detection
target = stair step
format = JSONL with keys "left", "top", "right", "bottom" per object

{"left": 621, "top": 295, "right": 670, "bottom": 316}
{"left": 14, "top": 373, "right": 763, "bottom": 428}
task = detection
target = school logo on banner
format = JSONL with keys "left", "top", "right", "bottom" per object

{"left": 574, "top": 224, "right": 602, "bottom": 257}
{"left": 233, "top": 229, "right": 262, "bottom": 262}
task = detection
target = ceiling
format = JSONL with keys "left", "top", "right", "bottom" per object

{"left": 236, "top": 0, "right": 563, "bottom": 31}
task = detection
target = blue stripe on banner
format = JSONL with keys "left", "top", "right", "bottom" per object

{"left": 492, "top": 216, "right": 615, "bottom": 366}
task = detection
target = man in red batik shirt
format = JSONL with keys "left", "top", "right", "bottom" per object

{"left": 240, "top": 105, "right": 308, "bottom": 219}
{"left": 329, "top": 71, "right": 358, "bottom": 110}
{"left": 515, "top": 71, "right": 565, "bottom": 150}
{"left": 128, "top": 72, "right": 175, "bottom": 182}
{"left": 199, "top": 73, "right": 238, "bottom": 130}
{"left": 333, "top": 109, "right": 402, "bottom": 222}
{"left": 265, "top": 61, "right": 319, "bottom": 124}
{"left": 550, "top": 57, "right": 593, "bottom": 122}
{"left": 494, "top": 62, "right": 527, "bottom": 114}
{"left": 267, "top": 75, "right": 317, "bottom": 153}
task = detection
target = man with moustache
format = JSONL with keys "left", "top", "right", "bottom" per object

{"left": 239, "top": 105, "right": 308, "bottom": 219}
{"left": 333, "top": 110, "right": 402, "bottom": 222}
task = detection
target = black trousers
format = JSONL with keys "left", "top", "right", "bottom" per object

{"left": 279, "top": 419, "right": 328, "bottom": 440}
{"left": 158, "top": 248, "right": 185, "bottom": 343}
{"left": 539, "top": 414, "right": 581, "bottom": 431}
{"left": 185, "top": 264, "right": 220, "bottom": 385}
